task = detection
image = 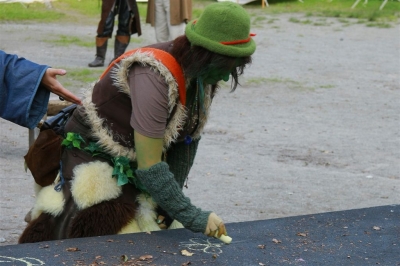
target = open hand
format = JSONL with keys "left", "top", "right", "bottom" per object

{"left": 41, "top": 68, "right": 82, "bottom": 105}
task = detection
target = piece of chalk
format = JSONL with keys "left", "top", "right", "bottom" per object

{"left": 218, "top": 234, "right": 232, "bottom": 244}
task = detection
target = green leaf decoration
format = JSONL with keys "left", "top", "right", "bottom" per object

{"left": 110, "top": 156, "right": 148, "bottom": 193}
{"left": 61, "top": 139, "right": 70, "bottom": 146}
{"left": 72, "top": 139, "right": 81, "bottom": 148}
{"left": 117, "top": 174, "right": 129, "bottom": 186}
{"left": 65, "top": 132, "right": 75, "bottom": 141}
{"left": 84, "top": 142, "right": 101, "bottom": 153}
{"left": 62, "top": 132, "right": 86, "bottom": 149}
{"left": 112, "top": 166, "right": 119, "bottom": 176}
{"left": 61, "top": 132, "right": 147, "bottom": 193}
{"left": 126, "top": 169, "right": 133, "bottom": 178}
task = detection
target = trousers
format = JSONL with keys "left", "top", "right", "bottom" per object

{"left": 98, "top": 0, "right": 131, "bottom": 37}
{"left": 154, "top": 0, "right": 185, "bottom": 42}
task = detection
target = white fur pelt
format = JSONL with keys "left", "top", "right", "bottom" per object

{"left": 30, "top": 183, "right": 65, "bottom": 221}
{"left": 118, "top": 193, "right": 184, "bottom": 234}
{"left": 70, "top": 161, "right": 122, "bottom": 210}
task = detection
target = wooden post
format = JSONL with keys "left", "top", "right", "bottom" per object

{"left": 47, "top": 100, "right": 73, "bottom": 116}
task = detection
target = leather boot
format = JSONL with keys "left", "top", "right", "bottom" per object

{"left": 109, "top": 35, "right": 130, "bottom": 65}
{"left": 88, "top": 37, "right": 108, "bottom": 67}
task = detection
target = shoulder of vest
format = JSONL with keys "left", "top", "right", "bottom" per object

{"left": 100, "top": 48, "right": 186, "bottom": 105}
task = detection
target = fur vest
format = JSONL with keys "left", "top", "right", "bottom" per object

{"left": 81, "top": 42, "right": 212, "bottom": 160}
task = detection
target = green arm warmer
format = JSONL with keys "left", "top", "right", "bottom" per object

{"left": 166, "top": 138, "right": 200, "bottom": 188}
{"left": 135, "top": 161, "right": 211, "bottom": 233}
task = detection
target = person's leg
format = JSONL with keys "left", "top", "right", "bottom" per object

{"left": 154, "top": 0, "right": 169, "bottom": 42}
{"left": 111, "top": 0, "right": 131, "bottom": 64}
{"left": 168, "top": 23, "right": 185, "bottom": 41}
{"left": 88, "top": 36, "right": 108, "bottom": 67}
{"left": 88, "top": 2, "right": 115, "bottom": 67}
{"left": 165, "top": 0, "right": 185, "bottom": 41}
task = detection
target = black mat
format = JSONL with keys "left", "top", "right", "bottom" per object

{"left": 1, "top": 205, "right": 398, "bottom": 265}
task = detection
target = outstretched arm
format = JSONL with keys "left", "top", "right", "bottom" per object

{"left": 0, "top": 50, "right": 81, "bottom": 128}
{"left": 40, "top": 68, "right": 82, "bottom": 105}
{"left": 134, "top": 131, "right": 228, "bottom": 239}
{"left": 134, "top": 131, "right": 164, "bottom": 170}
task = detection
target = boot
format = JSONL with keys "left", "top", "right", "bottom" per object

{"left": 88, "top": 37, "right": 108, "bottom": 67}
{"left": 109, "top": 35, "right": 130, "bottom": 65}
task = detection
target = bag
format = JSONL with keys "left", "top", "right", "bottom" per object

{"left": 24, "top": 104, "right": 77, "bottom": 187}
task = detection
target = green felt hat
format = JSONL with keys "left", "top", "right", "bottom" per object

{"left": 185, "top": 2, "right": 256, "bottom": 57}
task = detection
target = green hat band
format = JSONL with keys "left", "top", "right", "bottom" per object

{"left": 185, "top": 2, "right": 256, "bottom": 57}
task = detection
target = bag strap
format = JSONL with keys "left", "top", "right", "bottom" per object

{"left": 41, "top": 104, "right": 77, "bottom": 131}
{"left": 100, "top": 48, "right": 186, "bottom": 106}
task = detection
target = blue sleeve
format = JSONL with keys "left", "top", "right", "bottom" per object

{"left": 0, "top": 50, "right": 50, "bottom": 129}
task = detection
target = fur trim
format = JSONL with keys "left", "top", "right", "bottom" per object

{"left": 135, "top": 194, "right": 161, "bottom": 232}
{"left": 71, "top": 161, "right": 122, "bottom": 210}
{"left": 112, "top": 50, "right": 179, "bottom": 108}
{"left": 118, "top": 219, "right": 142, "bottom": 234}
{"left": 31, "top": 184, "right": 65, "bottom": 220}
{"left": 164, "top": 103, "right": 187, "bottom": 150}
{"left": 82, "top": 89, "right": 136, "bottom": 160}
{"left": 169, "top": 220, "right": 184, "bottom": 230}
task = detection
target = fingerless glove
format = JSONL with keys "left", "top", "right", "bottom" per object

{"left": 135, "top": 161, "right": 210, "bottom": 233}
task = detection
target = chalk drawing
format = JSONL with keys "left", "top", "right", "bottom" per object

{"left": 179, "top": 238, "right": 224, "bottom": 254}
{"left": 0, "top": 256, "right": 45, "bottom": 266}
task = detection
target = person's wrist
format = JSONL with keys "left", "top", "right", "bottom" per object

{"left": 189, "top": 210, "right": 212, "bottom": 233}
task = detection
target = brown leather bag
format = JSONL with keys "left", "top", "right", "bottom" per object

{"left": 24, "top": 129, "right": 63, "bottom": 187}
{"left": 24, "top": 104, "right": 77, "bottom": 187}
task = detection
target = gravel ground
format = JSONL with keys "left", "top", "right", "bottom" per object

{"left": 0, "top": 12, "right": 399, "bottom": 246}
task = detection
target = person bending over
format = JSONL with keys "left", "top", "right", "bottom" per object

{"left": 20, "top": 2, "right": 256, "bottom": 243}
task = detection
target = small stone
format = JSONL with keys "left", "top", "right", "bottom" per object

{"left": 0, "top": 238, "right": 6, "bottom": 243}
